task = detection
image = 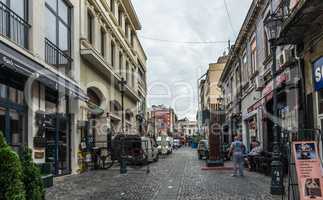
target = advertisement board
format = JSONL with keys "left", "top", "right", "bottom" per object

{"left": 314, "top": 57, "right": 323, "bottom": 91}
{"left": 293, "top": 141, "right": 323, "bottom": 200}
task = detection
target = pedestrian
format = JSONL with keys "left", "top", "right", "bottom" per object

{"left": 228, "top": 135, "right": 246, "bottom": 177}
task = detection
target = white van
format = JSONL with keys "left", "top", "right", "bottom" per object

{"left": 141, "top": 137, "right": 159, "bottom": 162}
{"left": 157, "top": 136, "right": 173, "bottom": 155}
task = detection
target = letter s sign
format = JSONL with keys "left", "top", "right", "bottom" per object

{"left": 313, "top": 57, "right": 323, "bottom": 91}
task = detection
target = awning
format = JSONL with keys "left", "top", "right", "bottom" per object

{"left": 0, "top": 41, "right": 87, "bottom": 101}
{"left": 86, "top": 101, "right": 105, "bottom": 116}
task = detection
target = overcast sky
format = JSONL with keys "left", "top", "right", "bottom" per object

{"left": 132, "top": 0, "right": 252, "bottom": 120}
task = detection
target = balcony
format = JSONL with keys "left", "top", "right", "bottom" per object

{"left": 279, "top": 0, "right": 323, "bottom": 45}
{"left": 45, "top": 39, "right": 72, "bottom": 77}
{"left": 0, "top": 1, "right": 30, "bottom": 49}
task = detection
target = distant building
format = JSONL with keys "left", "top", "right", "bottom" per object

{"left": 176, "top": 118, "right": 197, "bottom": 137}
{"left": 147, "top": 105, "right": 177, "bottom": 137}
{"left": 198, "top": 55, "right": 228, "bottom": 139}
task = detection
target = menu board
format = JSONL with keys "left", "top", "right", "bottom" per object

{"left": 293, "top": 141, "right": 323, "bottom": 200}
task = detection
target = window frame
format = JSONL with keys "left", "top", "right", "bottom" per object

{"left": 45, "top": 0, "right": 71, "bottom": 54}
{"left": 87, "top": 10, "right": 94, "bottom": 45}
{"left": 111, "top": 41, "right": 115, "bottom": 67}
{"left": 250, "top": 36, "right": 257, "bottom": 75}
{"left": 100, "top": 27, "right": 106, "bottom": 57}
{"left": 119, "top": 52, "right": 123, "bottom": 75}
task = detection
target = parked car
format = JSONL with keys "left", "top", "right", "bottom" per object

{"left": 157, "top": 136, "right": 173, "bottom": 155}
{"left": 112, "top": 135, "right": 146, "bottom": 165}
{"left": 197, "top": 140, "right": 209, "bottom": 160}
{"left": 173, "top": 139, "right": 181, "bottom": 149}
{"left": 141, "top": 137, "right": 159, "bottom": 162}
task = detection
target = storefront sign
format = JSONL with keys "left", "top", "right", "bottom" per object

{"left": 313, "top": 57, "right": 323, "bottom": 91}
{"left": 263, "top": 69, "right": 291, "bottom": 96}
{"left": 293, "top": 141, "right": 323, "bottom": 200}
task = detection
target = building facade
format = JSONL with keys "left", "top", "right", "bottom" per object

{"left": 279, "top": 0, "right": 323, "bottom": 149}
{"left": 198, "top": 55, "right": 227, "bottom": 140}
{"left": 147, "top": 105, "right": 177, "bottom": 137}
{"left": 219, "top": 0, "right": 301, "bottom": 151}
{"left": 176, "top": 117, "right": 197, "bottom": 137}
{"left": 0, "top": 0, "right": 88, "bottom": 176}
{"left": 0, "top": 0, "right": 147, "bottom": 176}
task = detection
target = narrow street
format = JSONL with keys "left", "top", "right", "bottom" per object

{"left": 46, "top": 148, "right": 278, "bottom": 200}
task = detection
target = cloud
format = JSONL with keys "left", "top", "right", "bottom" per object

{"left": 132, "top": 0, "right": 252, "bottom": 120}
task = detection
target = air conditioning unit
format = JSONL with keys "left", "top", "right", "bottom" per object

{"left": 255, "top": 75, "right": 264, "bottom": 91}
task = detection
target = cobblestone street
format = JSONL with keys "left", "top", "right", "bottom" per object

{"left": 46, "top": 148, "right": 280, "bottom": 200}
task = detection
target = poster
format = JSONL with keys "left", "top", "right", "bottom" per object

{"left": 293, "top": 141, "right": 323, "bottom": 200}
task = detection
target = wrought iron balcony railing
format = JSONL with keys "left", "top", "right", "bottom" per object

{"left": 0, "top": 1, "right": 30, "bottom": 48}
{"left": 45, "top": 38, "right": 72, "bottom": 77}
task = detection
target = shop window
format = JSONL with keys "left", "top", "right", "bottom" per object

{"left": 318, "top": 90, "right": 323, "bottom": 114}
{"left": 0, "top": 84, "right": 6, "bottom": 98}
{"left": 9, "top": 87, "right": 17, "bottom": 103}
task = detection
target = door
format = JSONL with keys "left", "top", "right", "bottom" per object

{"left": 0, "top": 107, "right": 5, "bottom": 135}
{"left": 9, "top": 109, "right": 24, "bottom": 152}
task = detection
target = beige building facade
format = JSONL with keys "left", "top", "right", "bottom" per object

{"left": 198, "top": 56, "right": 227, "bottom": 138}
{"left": 77, "top": 0, "right": 147, "bottom": 170}
{"left": 0, "top": 0, "right": 147, "bottom": 177}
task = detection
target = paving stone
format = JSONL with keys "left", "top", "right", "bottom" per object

{"left": 46, "top": 148, "right": 282, "bottom": 200}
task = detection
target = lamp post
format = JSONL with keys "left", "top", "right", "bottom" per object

{"left": 264, "top": 13, "right": 284, "bottom": 195}
{"left": 118, "top": 77, "right": 127, "bottom": 174}
{"left": 119, "top": 78, "right": 127, "bottom": 133}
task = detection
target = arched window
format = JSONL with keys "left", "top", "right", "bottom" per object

{"left": 87, "top": 88, "right": 101, "bottom": 106}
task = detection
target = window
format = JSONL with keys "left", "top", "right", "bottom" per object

{"left": 100, "top": 28, "right": 106, "bottom": 57}
{"left": 118, "top": 9, "right": 122, "bottom": 26}
{"left": 110, "top": 0, "right": 115, "bottom": 14}
{"left": 235, "top": 65, "right": 240, "bottom": 94}
{"left": 45, "top": 0, "right": 71, "bottom": 52}
{"left": 126, "top": 61, "right": 129, "bottom": 81}
{"left": 242, "top": 51, "right": 248, "bottom": 84}
{"left": 119, "top": 52, "right": 123, "bottom": 75}
{"left": 0, "top": 84, "right": 7, "bottom": 98}
{"left": 111, "top": 41, "right": 115, "bottom": 67}
{"left": 318, "top": 91, "right": 323, "bottom": 114}
{"left": 251, "top": 37, "right": 257, "bottom": 75}
{"left": 132, "top": 68, "right": 135, "bottom": 87}
{"left": 87, "top": 11, "right": 94, "bottom": 44}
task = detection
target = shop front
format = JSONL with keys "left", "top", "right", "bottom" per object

{"left": 0, "top": 41, "right": 87, "bottom": 176}
{"left": 261, "top": 64, "right": 300, "bottom": 152}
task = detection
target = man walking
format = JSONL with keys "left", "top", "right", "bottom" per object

{"left": 228, "top": 136, "right": 245, "bottom": 177}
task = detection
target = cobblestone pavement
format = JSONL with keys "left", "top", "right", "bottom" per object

{"left": 46, "top": 147, "right": 282, "bottom": 200}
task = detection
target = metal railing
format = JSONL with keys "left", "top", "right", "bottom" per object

{"left": 45, "top": 38, "right": 72, "bottom": 77}
{"left": 0, "top": 1, "right": 30, "bottom": 48}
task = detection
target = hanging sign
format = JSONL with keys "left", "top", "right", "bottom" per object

{"left": 293, "top": 141, "right": 323, "bottom": 200}
{"left": 313, "top": 57, "right": 323, "bottom": 91}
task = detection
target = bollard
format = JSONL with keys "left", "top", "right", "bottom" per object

{"left": 120, "top": 157, "right": 127, "bottom": 174}
{"left": 120, "top": 138, "right": 127, "bottom": 174}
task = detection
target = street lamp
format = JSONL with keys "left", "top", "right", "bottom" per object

{"left": 119, "top": 77, "right": 127, "bottom": 133}
{"left": 264, "top": 13, "right": 284, "bottom": 195}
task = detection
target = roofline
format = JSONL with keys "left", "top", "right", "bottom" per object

{"left": 122, "top": 0, "right": 142, "bottom": 30}
{"left": 219, "top": 0, "right": 266, "bottom": 85}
